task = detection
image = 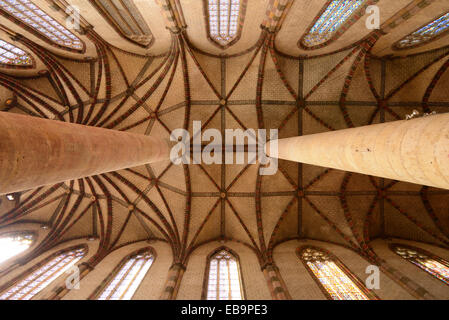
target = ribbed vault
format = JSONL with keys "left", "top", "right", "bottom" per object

{"left": 0, "top": 0, "right": 448, "bottom": 276}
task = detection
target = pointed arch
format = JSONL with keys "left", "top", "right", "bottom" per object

{"left": 0, "top": 39, "right": 34, "bottom": 69}
{"left": 202, "top": 246, "right": 245, "bottom": 300}
{"left": 88, "top": 0, "right": 154, "bottom": 48}
{"left": 0, "top": 0, "right": 85, "bottom": 53}
{"left": 393, "top": 12, "right": 449, "bottom": 50}
{"left": 0, "top": 231, "right": 36, "bottom": 264}
{"left": 390, "top": 243, "right": 449, "bottom": 285}
{"left": 297, "top": 246, "right": 379, "bottom": 300}
{"left": 203, "top": 0, "right": 248, "bottom": 49}
{"left": 299, "top": 0, "right": 376, "bottom": 50}
{"left": 89, "top": 247, "right": 155, "bottom": 300}
{"left": 0, "top": 245, "right": 87, "bottom": 300}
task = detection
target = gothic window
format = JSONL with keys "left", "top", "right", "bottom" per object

{"left": 96, "top": 249, "right": 154, "bottom": 300}
{"left": 299, "top": 246, "right": 378, "bottom": 300}
{"left": 0, "top": 231, "right": 34, "bottom": 264}
{"left": 203, "top": 248, "right": 244, "bottom": 300}
{"left": 205, "top": 0, "right": 247, "bottom": 48}
{"left": 89, "top": 0, "right": 153, "bottom": 48}
{"left": 0, "top": 0, "right": 84, "bottom": 52}
{"left": 394, "top": 12, "right": 449, "bottom": 50}
{"left": 300, "top": 0, "right": 369, "bottom": 49}
{"left": 0, "top": 246, "right": 86, "bottom": 300}
{"left": 390, "top": 243, "right": 449, "bottom": 285}
{"left": 0, "top": 40, "right": 33, "bottom": 68}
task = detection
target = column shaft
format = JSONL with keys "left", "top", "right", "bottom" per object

{"left": 266, "top": 113, "right": 449, "bottom": 189}
{"left": 160, "top": 263, "right": 185, "bottom": 300}
{"left": 0, "top": 112, "right": 171, "bottom": 194}
{"left": 262, "top": 264, "right": 291, "bottom": 300}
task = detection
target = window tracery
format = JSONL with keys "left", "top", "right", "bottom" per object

{"left": 391, "top": 243, "right": 449, "bottom": 285}
{"left": 299, "top": 246, "right": 378, "bottom": 300}
{"left": 300, "top": 0, "right": 369, "bottom": 49}
{"left": 205, "top": 0, "right": 246, "bottom": 48}
{"left": 394, "top": 12, "right": 449, "bottom": 50}
{"left": 0, "top": 0, "right": 83, "bottom": 52}
{"left": 0, "top": 246, "right": 86, "bottom": 300}
{"left": 89, "top": 0, "right": 153, "bottom": 48}
{"left": 0, "top": 39, "right": 33, "bottom": 67}
{"left": 204, "top": 248, "right": 244, "bottom": 300}
{"left": 96, "top": 249, "right": 154, "bottom": 300}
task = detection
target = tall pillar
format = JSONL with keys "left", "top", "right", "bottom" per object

{"left": 262, "top": 263, "right": 291, "bottom": 300}
{"left": 159, "top": 263, "right": 185, "bottom": 300}
{"left": 265, "top": 113, "right": 449, "bottom": 189}
{"left": 0, "top": 112, "right": 172, "bottom": 195}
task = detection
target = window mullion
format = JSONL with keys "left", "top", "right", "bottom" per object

{"left": 105, "top": 258, "right": 139, "bottom": 300}
{"left": 227, "top": 0, "right": 231, "bottom": 42}
{"left": 321, "top": 2, "right": 345, "bottom": 35}
{"left": 119, "top": 258, "right": 146, "bottom": 300}
{"left": 216, "top": 258, "right": 220, "bottom": 300}
{"left": 19, "top": 254, "right": 77, "bottom": 300}
{"left": 19, "top": 255, "right": 75, "bottom": 300}
{"left": 6, "top": 256, "right": 64, "bottom": 300}
{"left": 21, "top": 2, "right": 63, "bottom": 43}
{"left": 108, "top": 0, "right": 135, "bottom": 34}
{"left": 218, "top": 1, "right": 222, "bottom": 43}
{"left": 119, "top": 0, "right": 145, "bottom": 35}
{"left": 227, "top": 259, "right": 231, "bottom": 300}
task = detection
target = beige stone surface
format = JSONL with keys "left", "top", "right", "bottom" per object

{"left": 0, "top": 0, "right": 448, "bottom": 300}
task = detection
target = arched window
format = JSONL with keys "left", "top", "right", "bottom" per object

{"left": 0, "top": 0, "right": 84, "bottom": 52}
{"left": 88, "top": 0, "right": 153, "bottom": 48}
{"left": 300, "top": 0, "right": 371, "bottom": 49}
{"left": 205, "top": 0, "right": 247, "bottom": 49}
{"left": 93, "top": 249, "right": 154, "bottom": 300}
{"left": 390, "top": 243, "right": 449, "bottom": 285}
{"left": 394, "top": 12, "right": 449, "bottom": 50}
{"left": 0, "top": 231, "right": 35, "bottom": 264}
{"left": 203, "top": 247, "right": 244, "bottom": 300}
{"left": 298, "top": 246, "right": 378, "bottom": 300}
{"left": 0, "top": 40, "right": 33, "bottom": 68}
{"left": 0, "top": 246, "right": 86, "bottom": 300}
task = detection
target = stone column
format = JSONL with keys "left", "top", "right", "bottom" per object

{"left": 159, "top": 263, "right": 185, "bottom": 300}
{"left": 0, "top": 112, "right": 172, "bottom": 195}
{"left": 265, "top": 113, "right": 449, "bottom": 189}
{"left": 262, "top": 263, "right": 291, "bottom": 300}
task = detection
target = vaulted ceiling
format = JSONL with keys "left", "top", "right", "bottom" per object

{"left": 0, "top": 0, "right": 449, "bottom": 267}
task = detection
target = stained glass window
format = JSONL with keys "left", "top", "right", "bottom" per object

{"left": 97, "top": 250, "right": 154, "bottom": 300}
{"left": 0, "top": 246, "right": 86, "bottom": 300}
{"left": 301, "top": 0, "right": 367, "bottom": 47}
{"left": 207, "top": 0, "right": 245, "bottom": 48}
{"left": 0, "top": 40, "right": 32, "bottom": 67}
{"left": 391, "top": 244, "right": 449, "bottom": 285}
{"left": 205, "top": 249, "right": 244, "bottom": 300}
{"left": 395, "top": 12, "right": 449, "bottom": 49}
{"left": 300, "top": 247, "right": 376, "bottom": 300}
{"left": 0, "top": 232, "right": 34, "bottom": 264}
{"left": 0, "top": 0, "right": 83, "bottom": 51}
{"left": 89, "top": 0, "right": 153, "bottom": 47}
